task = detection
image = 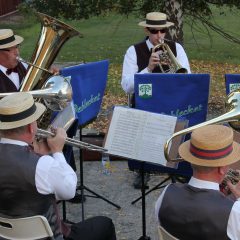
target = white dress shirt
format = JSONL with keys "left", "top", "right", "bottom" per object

{"left": 0, "top": 62, "right": 28, "bottom": 90}
{"left": 155, "top": 177, "right": 240, "bottom": 240}
{"left": 0, "top": 138, "right": 77, "bottom": 200}
{"left": 121, "top": 39, "right": 191, "bottom": 94}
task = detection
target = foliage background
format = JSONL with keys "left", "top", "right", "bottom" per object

{"left": 1, "top": 6, "right": 240, "bottom": 131}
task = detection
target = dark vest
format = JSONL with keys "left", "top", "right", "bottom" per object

{"left": 159, "top": 183, "right": 234, "bottom": 240}
{"left": 134, "top": 39, "right": 176, "bottom": 73}
{"left": 0, "top": 62, "right": 27, "bottom": 93}
{"left": 0, "top": 144, "right": 63, "bottom": 239}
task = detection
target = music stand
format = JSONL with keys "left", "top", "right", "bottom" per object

{"left": 61, "top": 60, "right": 121, "bottom": 221}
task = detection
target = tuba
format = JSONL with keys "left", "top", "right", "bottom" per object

{"left": 164, "top": 90, "right": 240, "bottom": 162}
{"left": 152, "top": 42, "right": 187, "bottom": 74}
{"left": 20, "top": 12, "right": 82, "bottom": 91}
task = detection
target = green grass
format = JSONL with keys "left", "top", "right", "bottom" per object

{"left": 1, "top": 7, "right": 240, "bottom": 64}
{"left": 1, "top": 7, "right": 240, "bottom": 95}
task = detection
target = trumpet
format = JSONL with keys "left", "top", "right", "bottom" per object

{"left": 36, "top": 129, "right": 107, "bottom": 153}
{"left": 152, "top": 40, "right": 187, "bottom": 74}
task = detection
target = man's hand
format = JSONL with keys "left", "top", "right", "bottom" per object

{"left": 50, "top": 65, "right": 60, "bottom": 75}
{"left": 147, "top": 52, "right": 160, "bottom": 72}
{"left": 33, "top": 138, "right": 51, "bottom": 155}
{"left": 47, "top": 128, "right": 67, "bottom": 153}
{"left": 227, "top": 176, "right": 240, "bottom": 200}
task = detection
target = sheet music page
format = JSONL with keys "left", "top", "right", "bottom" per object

{"left": 104, "top": 106, "right": 177, "bottom": 166}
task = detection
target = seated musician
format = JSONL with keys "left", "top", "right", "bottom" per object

{"left": 121, "top": 12, "right": 191, "bottom": 189}
{"left": 0, "top": 92, "right": 116, "bottom": 240}
{"left": 155, "top": 124, "right": 240, "bottom": 240}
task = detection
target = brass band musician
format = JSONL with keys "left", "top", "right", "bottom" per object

{"left": 121, "top": 12, "right": 191, "bottom": 189}
{"left": 0, "top": 29, "right": 27, "bottom": 92}
{"left": 155, "top": 125, "right": 240, "bottom": 240}
{"left": 0, "top": 92, "right": 117, "bottom": 240}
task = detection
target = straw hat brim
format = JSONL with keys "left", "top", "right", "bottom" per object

{"left": 138, "top": 21, "right": 174, "bottom": 28}
{"left": 0, "top": 35, "right": 24, "bottom": 49}
{"left": 179, "top": 140, "right": 240, "bottom": 167}
{"left": 0, "top": 102, "right": 46, "bottom": 130}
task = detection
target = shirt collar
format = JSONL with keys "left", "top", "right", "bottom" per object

{"left": 189, "top": 176, "right": 220, "bottom": 191}
{"left": 0, "top": 137, "right": 28, "bottom": 146}
{"left": 0, "top": 64, "right": 8, "bottom": 74}
{"left": 146, "top": 39, "right": 154, "bottom": 51}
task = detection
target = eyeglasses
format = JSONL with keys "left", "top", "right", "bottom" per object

{"left": 147, "top": 28, "right": 167, "bottom": 34}
{"left": 0, "top": 45, "right": 20, "bottom": 52}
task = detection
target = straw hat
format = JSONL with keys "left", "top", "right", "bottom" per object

{"left": 138, "top": 12, "right": 174, "bottom": 28}
{"left": 0, "top": 92, "right": 46, "bottom": 130}
{"left": 0, "top": 29, "right": 24, "bottom": 49}
{"left": 178, "top": 125, "right": 240, "bottom": 167}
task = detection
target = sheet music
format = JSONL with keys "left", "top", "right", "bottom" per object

{"left": 104, "top": 106, "right": 177, "bottom": 166}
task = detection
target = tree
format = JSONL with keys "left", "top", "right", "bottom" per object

{"left": 22, "top": 0, "right": 240, "bottom": 45}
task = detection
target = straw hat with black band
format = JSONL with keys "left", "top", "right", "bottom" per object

{"left": 138, "top": 12, "right": 174, "bottom": 28}
{"left": 0, "top": 29, "right": 24, "bottom": 50}
{"left": 0, "top": 92, "right": 45, "bottom": 130}
{"left": 178, "top": 125, "right": 240, "bottom": 167}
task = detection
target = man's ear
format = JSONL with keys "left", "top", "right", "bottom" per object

{"left": 218, "top": 166, "right": 228, "bottom": 176}
{"left": 27, "top": 123, "right": 34, "bottom": 134}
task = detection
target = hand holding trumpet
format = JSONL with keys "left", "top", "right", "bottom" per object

{"left": 33, "top": 127, "right": 67, "bottom": 155}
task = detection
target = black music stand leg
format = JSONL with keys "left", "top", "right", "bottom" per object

{"left": 137, "top": 162, "right": 151, "bottom": 240}
{"left": 77, "top": 127, "right": 121, "bottom": 221}
{"left": 131, "top": 175, "right": 171, "bottom": 205}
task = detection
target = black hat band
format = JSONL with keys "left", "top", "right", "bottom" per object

{"left": 0, "top": 104, "right": 37, "bottom": 122}
{"left": 0, "top": 35, "right": 15, "bottom": 45}
{"left": 146, "top": 19, "right": 167, "bottom": 25}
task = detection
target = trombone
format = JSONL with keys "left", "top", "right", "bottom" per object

{"left": 164, "top": 90, "right": 240, "bottom": 162}
{"left": 36, "top": 129, "right": 108, "bottom": 153}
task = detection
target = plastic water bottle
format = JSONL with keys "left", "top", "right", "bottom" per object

{"left": 101, "top": 153, "right": 111, "bottom": 175}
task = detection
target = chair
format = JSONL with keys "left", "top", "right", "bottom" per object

{"left": 0, "top": 215, "right": 54, "bottom": 240}
{"left": 158, "top": 225, "right": 179, "bottom": 240}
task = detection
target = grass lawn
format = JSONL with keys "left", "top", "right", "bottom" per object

{"left": 0, "top": 7, "right": 240, "bottom": 97}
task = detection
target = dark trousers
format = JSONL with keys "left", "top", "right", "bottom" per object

{"left": 66, "top": 216, "right": 116, "bottom": 240}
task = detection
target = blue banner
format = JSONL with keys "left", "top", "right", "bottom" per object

{"left": 61, "top": 60, "right": 109, "bottom": 126}
{"left": 134, "top": 73, "right": 210, "bottom": 127}
{"left": 225, "top": 74, "right": 240, "bottom": 95}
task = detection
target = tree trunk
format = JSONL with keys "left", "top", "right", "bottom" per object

{"left": 164, "top": 0, "right": 184, "bottom": 45}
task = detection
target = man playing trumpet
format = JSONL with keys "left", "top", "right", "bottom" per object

{"left": 155, "top": 124, "right": 240, "bottom": 239}
{"left": 121, "top": 12, "right": 191, "bottom": 189}
{"left": 0, "top": 92, "right": 116, "bottom": 240}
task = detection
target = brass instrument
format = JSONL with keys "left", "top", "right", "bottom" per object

{"left": 37, "top": 129, "right": 107, "bottom": 153}
{"left": 220, "top": 169, "right": 240, "bottom": 194}
{"left": 152, "top": 42, "right": 187, "bottom": 74}
{"left": 0, "top": 76, "right": 72, "bottom": 111}
{"left": 164, "top": 90, "right": 240, "bottom": 162}
{"left": 20, "top": 12, "right": 82, "bottom": 91}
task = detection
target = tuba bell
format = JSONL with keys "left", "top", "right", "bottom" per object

{"left": 152, "top": 42, "right": 187, "bottom": 74}
{"left": 20, "top": 12, "right": 83, "bottom": 91}
{"left": 164, "top": 90, "right": 240, "bottom": 162}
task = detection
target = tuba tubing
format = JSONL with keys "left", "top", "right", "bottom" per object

{"left": 37, "top": 129, "right": 107, "bottom": 153}
{"left": 164, "top": 90, "right": 240, "bottom": 162}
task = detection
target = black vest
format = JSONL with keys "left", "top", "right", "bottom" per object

{"left": 159, "top": 183, "right": 234, "bottom": 240}
{"left": 0, "top": 62, "right": 27, "bottom": 93}
{"left": 0, "top": 144, "right": 63, "bottom": 239}
{"left": 134, "top": 39, "right": 177, "bottom": 73}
